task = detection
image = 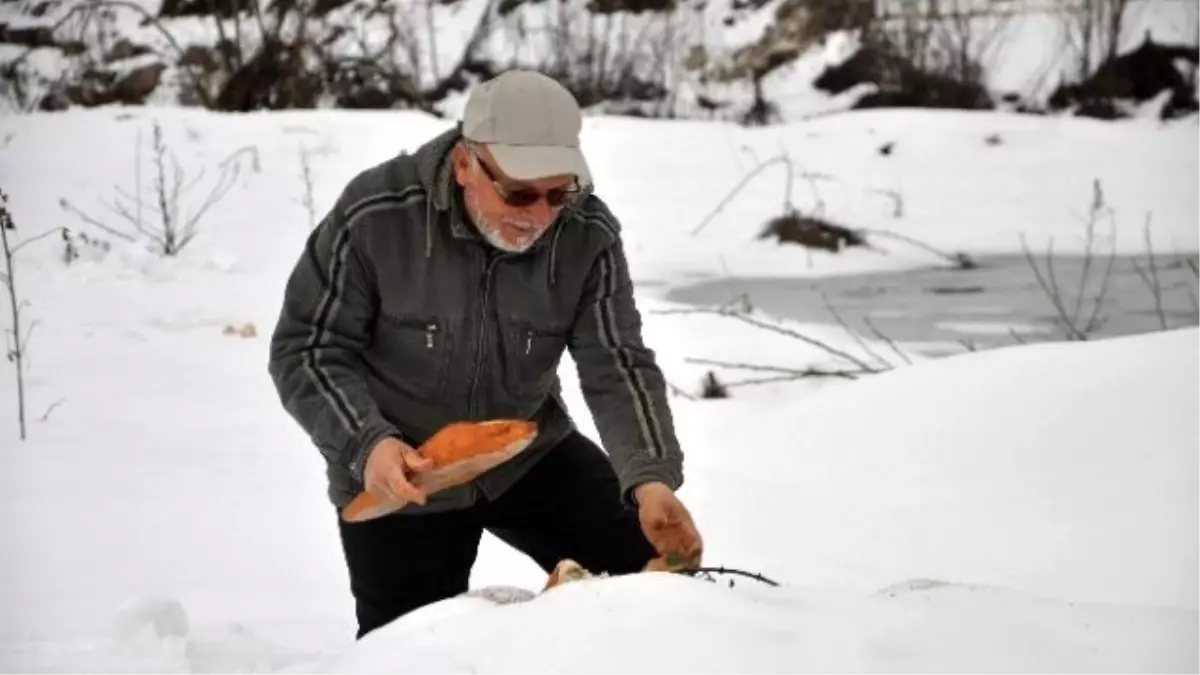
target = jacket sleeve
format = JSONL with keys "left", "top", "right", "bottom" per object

{"left": 267, "top": 200, "right": 401, "bottom": 484}
{"left": 568, "top": 223, "right": 684, "bottom": 505}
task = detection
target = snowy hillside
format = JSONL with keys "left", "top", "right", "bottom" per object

{"left": 2, "top": 0, "right": 1197, "bottom": 120}
{"left": 0, "top": 104, "right": 1197, "bottom": 669}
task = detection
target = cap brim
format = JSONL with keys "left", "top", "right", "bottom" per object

{"left": 487, "top": 143, "right": 592, "bottom": 187}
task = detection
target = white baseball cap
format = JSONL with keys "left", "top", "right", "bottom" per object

{"left": 461, "top": 70, "right": 593, "bottom": 187}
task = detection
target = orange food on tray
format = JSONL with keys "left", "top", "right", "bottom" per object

{"left": 340, "top": 419, "right": 538, "bottom": 523}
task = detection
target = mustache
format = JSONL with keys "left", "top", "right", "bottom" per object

{"left": 498, "top": 218, "right": 541, "bottom": 231}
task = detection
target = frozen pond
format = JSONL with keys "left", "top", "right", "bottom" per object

{"left": 663, "top": 253, "right": 1199, "bottom": 357}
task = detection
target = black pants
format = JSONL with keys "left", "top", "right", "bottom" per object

{"left": 336, "top": 430, "right": 657, "bottom": 638}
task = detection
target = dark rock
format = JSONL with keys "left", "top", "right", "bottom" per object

{"left": 112, "top": 62, "right": 166, "bottom": 103}
{"left": 105, "top": 37, "right": 153, "bottom": 63}
{"left": 30, "top": 1, "right": 59, "bottom": 18}
{"left": 159, "top": 0, "right": 253, "bottom": 18}
{"left": 268, "top": 0, "right": 355, "bottom": 16}
{"left": 59, "top": 39, "right": 86, "bottom": 55}
{"left": 1048, "top": 34, "right": 1199, "bottom": 120}
{"left": 814, "top": 44, "right": 993, "bottom": 110}
{"left": 215, "top": 38, "right": 322, "bottom": 110}
{"left": 0, "top": 24, "right": 56, "bottom": 48}
{"left": 179, "top": 44, "right": 220, "bottom": 72}
{"left": 587, "top": 0, "right": 674, "bottom": 13}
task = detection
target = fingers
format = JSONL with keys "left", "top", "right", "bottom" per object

{"left": 640, "top": 502, "right": 702, "bottom": 570}
{"left": 385, "top": 467, "right": 428, "bottom": 505}
{"left": 366, "top": 459, "right": 428, "bottom": 505}
{"left": 402, "top": 450, "right": 434, "bottom": 473}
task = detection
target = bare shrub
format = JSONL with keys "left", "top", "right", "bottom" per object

{"left": 1057, "top": 0, "right": 1133, "bottom": 84}
{"left": 297, "top": 142, "right": 317, "bottom": 229}
{"left": 58, "top": 121, "right": 246, "bottom": 256}
{"left": 1021, "top": 179, "right": 1117, "bottom": 341}
{"left": 504, "top": 0, "right": 684, "bottom": 116}
{"left": 1, "top": 189, "right": 63, "bottom": 441}
{"left": 816, "top": 0, "right": 1016, "bottom": 110}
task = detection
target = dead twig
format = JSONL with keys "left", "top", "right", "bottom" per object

{"left": 651, "top": 306, "right": 881, "bottom": 372}
{"left": 1020, "top": 180, "right": 1117, "bottom": 341}
{"left": 60, "top": 121, "right": 241, "bottom": 256}
{"left": 38, "top": 397, "right": 65, "bottom": 422}
{"left": 862, "top": 315, "right": 912, "bottom": 366}
{"left": 297, "top": 142, "right": 317, "bottom": 229}
{"left": 1130, "top": 215, "right": 1168, "bottom": 331}
{"left": 0, "top": 189, "right": 55, "bottom": 441}
{"left": 665, "top": 380, "right": 698, "bottom": 400}
{"left": 683, "top": 357, "right": 872, "bottom": 381}
{"left": 855, "top": 228, "right": 977, "bottom": 269}
{"left": 818, "top": 290, "right": 891, "bottom": 370}
{"left": 691, "top": 154, "right": 794, "bottom": 236}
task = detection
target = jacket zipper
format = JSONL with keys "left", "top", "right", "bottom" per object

{"left": 468, "top": 254, "right": 504, "bottom": 418}
{"left": 425, "top": 323, "right": 438, "bottom": 348}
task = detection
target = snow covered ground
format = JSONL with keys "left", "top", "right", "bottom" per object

{"left": 0, "top": 106, "right": 1196, "bottom": 672}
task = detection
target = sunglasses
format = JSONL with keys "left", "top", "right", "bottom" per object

{"left": 470, "top": 147, "right": 582, "bottom": 208}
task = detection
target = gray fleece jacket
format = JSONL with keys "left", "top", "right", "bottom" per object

{"left": 266, "top": 125, "right": 684, "bottom": 512}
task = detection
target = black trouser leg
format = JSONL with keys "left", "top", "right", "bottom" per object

{"left": 484, "top": 430, "right": 658, "bottom": 576}
{"left": 336, "top": 505, "right": 483, "bottom": 639}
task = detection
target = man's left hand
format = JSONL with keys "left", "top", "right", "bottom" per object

{"left": 634, "top": 481, "right": 703, "bottom": 571}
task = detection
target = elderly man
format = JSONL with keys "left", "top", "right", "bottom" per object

{"left": 268, "top": 69, "right": 701, "bottom": 638}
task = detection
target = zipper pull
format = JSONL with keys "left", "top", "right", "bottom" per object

{"left": 426, "top": 323, "right": 437, "bottom": 348}
{"left": 525, "top": 331, "right": 532, "bottom": 355}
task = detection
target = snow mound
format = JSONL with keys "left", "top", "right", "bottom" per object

{"left": 672, "top": 326, "right": 1199, "bottom": 612}
{"left": 309, "top": 572, "right": 1197, "bottom": 673}
{"left": 109, "top": 597, "right": 292, "bottom": 673}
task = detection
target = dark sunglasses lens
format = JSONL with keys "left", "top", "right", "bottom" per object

{"left": 502, "top": 187, "right": 574, "bottom": 207}
{"left": 503, "top": 189, "right": 542, "bottom": 206}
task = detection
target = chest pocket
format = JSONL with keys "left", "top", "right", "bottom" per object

{"left": 373, "top": 313, "right": 451, "bottom": 402}
{"left": 502, "top": 318, "right": 569, "bottom": 402}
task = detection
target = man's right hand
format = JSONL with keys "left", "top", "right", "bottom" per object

{"left": 363, "top": 436, "right": 433, "bottom": 505}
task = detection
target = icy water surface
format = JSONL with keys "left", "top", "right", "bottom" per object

{"left": 663, "top": 253, "right": 1200, "bottom": 356}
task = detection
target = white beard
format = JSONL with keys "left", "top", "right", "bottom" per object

{"left": 466, "top": 189, "right": 542, "bottom": 253}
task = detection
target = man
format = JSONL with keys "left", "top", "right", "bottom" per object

{"left": 267, "top": 69, "right": 701, "bottom": 639}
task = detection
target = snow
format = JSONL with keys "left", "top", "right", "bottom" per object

{"left": 0, "top": 104, "right": 1197, "bottom": 672}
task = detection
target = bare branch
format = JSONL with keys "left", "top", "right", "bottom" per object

{"left": 665, "top": 380, "right": 697, "bottom": 400}
{"left": 1130, "top": 215, "right": 1167, "bottom": 331}
{"left": 58, "top": 198, "right": 137, "bottom": 242}
{"left": 38, "top": 397, "right": 65, "bottom": 422}
{"left": 20, "top": 319, "right": 39, "bottom": 351}
{"left": 1081, "top": 211, "right": 1118, "bottom": 336}
{"left": 819, "top": 290, "right": 891, "bottom": 369}
{"left": 684, "top": 357, "right": 870, "bottom": 380}
{"left": 691, "top": 154, "right": 793, "bottom": 236}
{"left": 1, "top": 191, "right": 28, "bottom": 439}
{"left": 857, "top": 228, "right": 975, "bottom": 269}
{"left": 183, "top": 159, "right": 240, "bottom": 233}
{"left": 862, "top": 315, "right": 912, "bottom": 366}
{"left": 650, "top": 305, "right": 881, "bottom": 371}
{"left": 1022, "top": 233, "right": 1085, "bottom": 340}
{"left": 11, "top": 228, "right": 63, "bottom": 256}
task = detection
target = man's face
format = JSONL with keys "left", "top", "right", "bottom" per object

{"left": 452, "top": 142, "right": 579, "bottom": 253}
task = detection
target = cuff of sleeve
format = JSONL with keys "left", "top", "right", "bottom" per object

{"left": 347, "top": 419, "right": 403, "bottom": 485}
{"left": 618, "top": 452, "right": 683, "bottom": 508}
